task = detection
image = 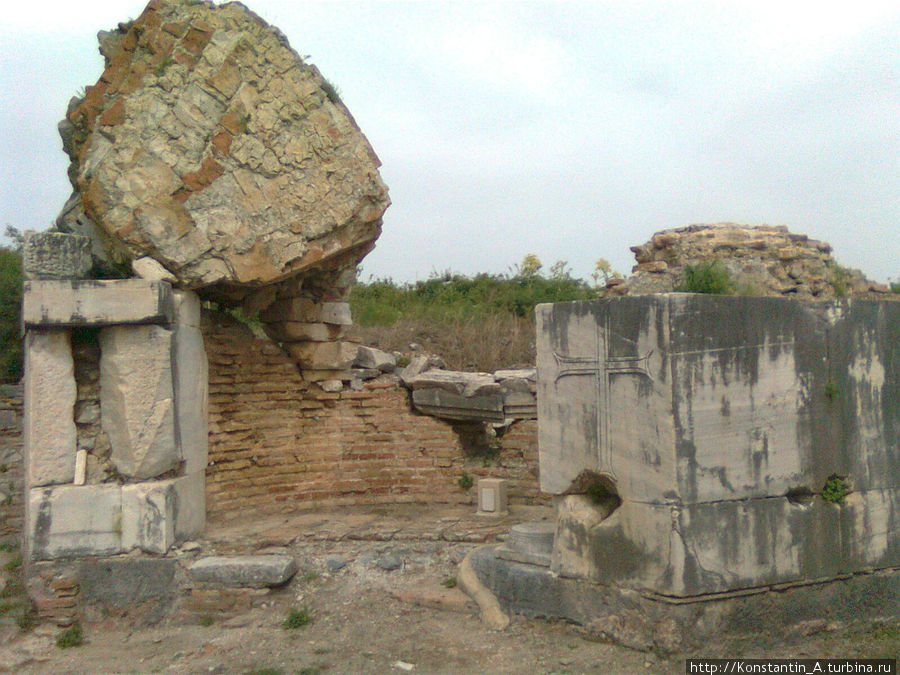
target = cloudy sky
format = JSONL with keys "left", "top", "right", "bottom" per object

{"left": 0, "top": 1, "right": 897, "bottom": 283}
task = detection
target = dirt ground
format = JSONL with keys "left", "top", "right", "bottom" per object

{"left": 0, "top": 504, "right": 897, "bottom": 674}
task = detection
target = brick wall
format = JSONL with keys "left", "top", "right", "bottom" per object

{"left": 0, "top": 384, "right": 24, "bottom": 542}
{"left": 203, "top": 313, "right": 544, "bottom": 522}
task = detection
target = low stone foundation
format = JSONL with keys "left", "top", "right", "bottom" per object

{"left": 468, "top": 546, "right": 900, "bottom": 652}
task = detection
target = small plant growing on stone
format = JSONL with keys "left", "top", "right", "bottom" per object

{"left": 198, "top": 615, "right": 215, "bottom": 626}
{"left": 457, "top": 472, "right": 474, "bottom": 490}
{"left": 822, "top": 475, "right": 851, "bottom": 504}
{"left": 56, "top": 622, "right": 84, "bottom": 649}
{"left": 677, "top": 260, "right": 735, "bottom": 295}
{"left": 824, "top": 377, "right": 839, "bottom": 403}
{"left": 282, "top": 606, "right": 313, "bottom": 629}
{"left": 441, "top": 576, "right": 457, "bottom": 588}
{"left": 302, "top": 569, "right": 320, "bottom": 583}
{"left": 321, "top": 79, "right": 342, "bottom": 105}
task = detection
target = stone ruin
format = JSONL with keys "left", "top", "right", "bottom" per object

{"left": 608, "top": 223, "right": 890, "bottom": 300}
{"left": 467, "top": 293, "right": 900, "bottom": 649}
{"left": 20, "top": 0, "right": 389, "bottom": 600}
{"left": 13, "top": 0, "right": 900, "bottom": 649}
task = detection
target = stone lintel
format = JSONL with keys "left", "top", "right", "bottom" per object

{"left": 411, "top": 388, "right": 505, "bottom": 423}
{"left": 23, "top": 279, "right": 174, "bottom": 328}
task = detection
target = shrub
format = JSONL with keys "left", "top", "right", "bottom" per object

{"left": 677, "top": 261, "right": 735, "bottom": 295}
{"left": 0, "top": 246, "right": 22, "bottom": 382}
{"left": 282, "top": 607, "right": 313, "bottom": 629}
{"left": 822, "top": 475, "right": 851, "bottom": 504}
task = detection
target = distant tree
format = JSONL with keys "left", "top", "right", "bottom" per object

{"left": 516, "top": 254, "right": 542, "bottom": 279}
{"left": 591, "top": 258, "right": 619, "bottom": 287}
{"left": 549, "top": 260, "right": 572, "bottom": 281}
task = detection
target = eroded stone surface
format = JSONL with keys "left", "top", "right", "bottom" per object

{"left": 22, "top": 232, "right": 92, "bottom": 281}
{"left": 59, "top": 0, "right": 389, "bottom": 289}
{"left": 24, "top": 330, "right": 77, "bottom": 486}
{"left": 100, "top": 325, "right": 179, "bottom": 479}
{"left": 23, "top": 280, "right": 174, "bottom": 327}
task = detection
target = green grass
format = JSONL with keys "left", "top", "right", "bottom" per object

{"left": 282, "top": 606, "right": 313, "bottom": 629}
{"left": 56, "top": 622, "right": 84, "bottom": 648}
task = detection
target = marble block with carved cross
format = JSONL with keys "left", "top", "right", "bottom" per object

{"left": 536, "top": 294, "right": 900, "bottom": 597}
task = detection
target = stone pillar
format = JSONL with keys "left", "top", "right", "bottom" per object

{"left": 22, "top": 279, "right": 208, "bottom": 559}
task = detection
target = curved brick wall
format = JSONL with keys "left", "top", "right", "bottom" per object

{"left": 202, "top": 313, "right": 544, "bottom": 522}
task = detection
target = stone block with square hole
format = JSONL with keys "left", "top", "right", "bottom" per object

{"left": 536, "top": 295, "right": 900, "bottom": 598}
{"left": 23, "top": 279, "right": 207, "bottom": 560}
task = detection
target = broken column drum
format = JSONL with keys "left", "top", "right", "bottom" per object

{"left": 538, "top": 295, "right": 900, "bottom": 595}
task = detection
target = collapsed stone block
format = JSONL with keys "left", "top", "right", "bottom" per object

{"left": 59, "top": 0, "right": 389, "bottom": 289}
{"left": 100, "top": 325, "right": 179, "bottom": 480}
{"left": 24, "top": 330, "right": 76, "bottom": 486}
{"left": 23, "top": 279, "right": 174, "bottom": 327}
{"left": 22, "top": 231, "right": 92, "bottom": 280}
{"left": 188, "top": 555, "right": 298, "bottom": 588}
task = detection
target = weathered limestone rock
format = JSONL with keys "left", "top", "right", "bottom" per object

{"left": 22, "top": 231, "right": 92, "bottom": 280}
{"left": 406, "top": 370, "right": 498, "bottom": 397}
{"left": 59, "top": 0, "right": 389, "bottom": 289}
{"left": 283, "top": 340, "right": 359, "bottom": 371}
{"left": 24, "top": 330, "right": 76, "bottom": 486}
{"left": 188, "top": 555, "right": 298, "bottom": 588}
{"left": 23, "top": 280, "right": 174, "bottom": 327}
{"left": 100, "top": 325, "right": 179, "bottom": 479}
{"left": 411, "top": 389, "right": 505, "bottom": 423}
{"left": 616, "top": 224, "right": 886, "bottom": 300}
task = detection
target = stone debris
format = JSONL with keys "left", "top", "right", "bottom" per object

{"left": 188, "top": 554, "right": 298, "bottom": 588}
{"left": 57, "top": 0, "right": 389, "bottom": 290}
{"left": 613, "top": 223, "right": 887, "bottom": 300}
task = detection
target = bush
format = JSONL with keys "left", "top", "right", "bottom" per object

{"left": 0, "top": 247, "right": 22, "bottom": 382}
{"left": 677, "top": 261, "right": 735, "bottom": 295}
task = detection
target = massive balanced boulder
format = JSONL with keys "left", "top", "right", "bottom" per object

{"left": 57, "top": 0, "right": 389, "bottom": 291}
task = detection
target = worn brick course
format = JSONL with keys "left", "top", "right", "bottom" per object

{"left": 203, "top": 313, "right": 544, "bottom": 522}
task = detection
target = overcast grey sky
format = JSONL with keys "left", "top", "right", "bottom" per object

{"left": 0, "top": 1, "right": 897, "bottom": 283}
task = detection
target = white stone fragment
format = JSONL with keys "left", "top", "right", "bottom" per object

{"left": 28, "top": 485, "right": 122, "bottom": 560}
{"left": 24, "top": 330, "right": 77, "bottom": 486}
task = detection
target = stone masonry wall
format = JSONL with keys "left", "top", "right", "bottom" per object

{"left": 0, "top": 385, "right": 23, "bottom": 543}
{"left": 203, "top": 312, "right": 543, "bottom": 522}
